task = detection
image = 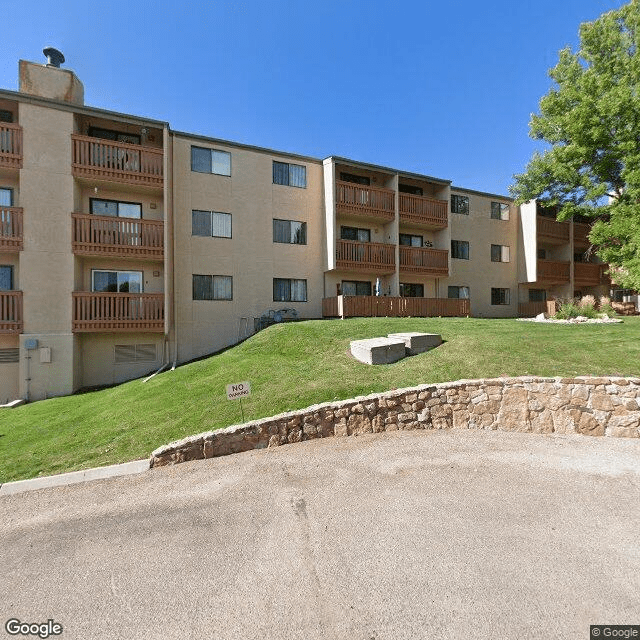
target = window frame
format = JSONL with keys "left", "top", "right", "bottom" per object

{"left": 528, "top": 289, "right": 547, "bottom": 303}
{"left": 0, "top": 187, "right": 13, "bottom": 207}
{"left": 90, "top": 197, "right": 142, "bottom": 219}
{"left": 491, "top": 201, "right": 510, "bottom": 220}
{"left": 490, "top": 244, "right": 510, "bottom": 263}
{"left": 399, "top": 233, "right": 424, "bottom": 247}
{"left": 191, "top": 210, "right": 232, "bottom": 239}
{"left": 491, "top": 287, "right": 511, "bottom": 306}
{"left": 273, "top": 278, "right": 308, "bottom": 302}
{"left": 340, "top": 226, "right": 371, "bottom": 243}
{"left": 0, "top": 110, "right": 13, "bottom": 123}
{"left": 192, "top": 274, "right": 233, "bottom": 301}
{"left": 190, "top": 146, "right": 232, "bottom": 176}
{"left": 88, "top": 126, "right": 141, "bottom": 145}
{"left": 451, "top": 194, "right": 469, "bottom": 215}
{"left": 91, "top": 269, "right": 143, "bottom": 293}
{"left": 339, "top": 172, "right": 370, "bottom": 186}
{"left": 448, "top": 286, "right": 470, "bottom": 300}
{"left": 399, "top": 283, "right": 424, "bottom": 298}
{"left": 0, "top": 265, "right": 13, "bottom": 291}
{"left": 273, "top": 161, "right": 307, "bottom": 188}
{"left": 341, "top": 280, "right": 372, "bottom": 296}
{"left": 451, "top": 240, "right": 470, "bottom": 260}
{"left": 273, "top": 219, "right": 307, "bottom": 245}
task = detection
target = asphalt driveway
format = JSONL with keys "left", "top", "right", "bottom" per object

{"left": 1, "top": 429, "right": 639, "bottom": 640}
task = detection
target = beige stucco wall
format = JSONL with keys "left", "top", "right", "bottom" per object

{"left": 0, "top": 335, "right": 19, "bottom": 403}
{"left": 172, "top": 136, "right": 325, "bottom": 363}
{"left": 442, "top": 191, "right": 519, "bottom": 317}
{"left": 79, "top": 333, "right": 164, "bottom": 388}
{"left": 18, "top": 103, "right": 76, "bottom": 398}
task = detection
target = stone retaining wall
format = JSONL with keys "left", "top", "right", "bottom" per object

{"left": 150, "top": 376, "right": 640, "bottom": 468}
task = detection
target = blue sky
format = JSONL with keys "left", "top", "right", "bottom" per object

{"left": 1, "top": 0, "right": 628, "bottom": 195}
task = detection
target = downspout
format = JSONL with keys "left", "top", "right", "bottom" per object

{"left": 169, "top": 126, "right": 178, "bottom": 371}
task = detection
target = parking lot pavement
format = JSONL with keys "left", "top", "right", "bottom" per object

{"left": 1, "top": 429, "right": 639, "bottom": 640}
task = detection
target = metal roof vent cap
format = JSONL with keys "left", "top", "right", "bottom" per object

{"left": 43, "top": 47, "right": 65, "bottom": 68}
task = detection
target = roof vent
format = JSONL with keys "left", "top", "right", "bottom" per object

{"left": 43, "top": 47, "right": 65, "bottom": 68}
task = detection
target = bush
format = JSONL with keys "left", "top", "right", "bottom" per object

{"left": 599, "top": 295, "right": 615, "bottom": 316}
{"left": 554, "top": 298, "right": 597, "bottom": 319}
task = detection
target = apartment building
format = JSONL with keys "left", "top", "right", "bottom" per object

{"left": 0, "top": 52, "right": 609, "bottom": 403}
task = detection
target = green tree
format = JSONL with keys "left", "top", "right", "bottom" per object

{"left": 510, "top": 1, "right": 640, "bottom": 289}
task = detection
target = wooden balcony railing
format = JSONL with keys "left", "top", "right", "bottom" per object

{"left": 336, "top": 240, "right": 395, "bottom": 272}
{"left": 72, "top": 213, "right": 164, "bottom": 259}
{"left": 322, "top": 295, "right": 470, "bottom": 318}
{"left": 71, "top": 134, "right": 163, "bottom": 188}
{"left": 518, "top": 300, "right": 557, "bottom": 318}
{"left": 399, "top": 194, "right": 448, "bottom": 227}
{"left": 0, "top": 123, "right": 23, "bottom": 169}
{"left": 399, "top": 246, "right": 448, "bottom": 276}
{"left": 573, "top": 222, "right": 591, "bottom": 246}
{"left": 72, "top": 292, "right": 164, "bottom": 332}
{"left": 0, "top": 291, "right": 23, "bottom": 333}
{"left": 537, "top": 260, "right": 570, "bottom": 282}
{"left": 574, "top": 263, "right": 608, "bottom": 286}
{"left": 336, "top": 181, "right": 395, "bottom": 220}
{"left": 537, "top": 216, "right": 570, "bottom": 242}
{"left": 0, "top": 207, "right": 23, "bottom": 251}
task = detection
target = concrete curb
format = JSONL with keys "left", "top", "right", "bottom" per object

{"left": 0, "top": 459, "right": 150, "bottom": 496}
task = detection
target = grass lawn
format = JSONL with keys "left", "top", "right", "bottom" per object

{"left": 1, "top": 316, "right": 639, "bottom": 483}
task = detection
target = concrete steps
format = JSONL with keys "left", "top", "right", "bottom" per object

{"left": 350, "top": 332, "right": 442, "bottom": 365}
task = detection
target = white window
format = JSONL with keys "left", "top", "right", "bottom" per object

{"left": 92, "top": 270, "right": 142, "bottom": 293}
{"left": 491, "top": 288, "right": 510, "bottom": 305}
{"left": 491, "top": 202, "right": 510, "bottom": 220}
{"left": 273, "top": 219, "right": 306, "bottom": 244}
{"left": 90, "top": 198, "right": 142, "bottom": 219}
{"left": 192, "top": 275, "right": 232, "bottom": 300}
{"left": 448, "top": 286, "right": 470, "bottom": 299}
{"left": 273, "top": 278, "right": 307, "bottom": 302}
{"left": 192, "top": 211, "right": 232, "bottom": 238}
{"left": 491, "top": 244, "right": 510, "bottom": 262}
{"left": 0, "top": 188, "right": 12, "bottom": 207}
{"left": 191, "top": 146, "right": 231, "bottom": 176}
{"left": 273, "top": 161, "right": 307, "bottom": 188}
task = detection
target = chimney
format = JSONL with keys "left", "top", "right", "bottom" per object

{"left": 19, "top": 48, "right": 84, "bottom": 105}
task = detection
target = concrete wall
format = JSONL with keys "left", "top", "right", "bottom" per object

{"left": 172, "top": 135, "right": 325, "bottom": 363}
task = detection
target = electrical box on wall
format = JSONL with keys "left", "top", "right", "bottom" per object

{"left": 39, "top": 347, "right": 51, "bottom": 363}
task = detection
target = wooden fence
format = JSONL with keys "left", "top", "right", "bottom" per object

{"left": 322, "top": 295, "right": 470, "bottom": 318}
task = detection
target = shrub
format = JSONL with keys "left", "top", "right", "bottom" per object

{"left": 579, "top": 295, "right": 596, "bottom": 309}
{"left": 554, "top": 297, "right": 597, "bottom": 319}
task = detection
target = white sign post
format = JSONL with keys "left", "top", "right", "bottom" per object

{"left": 226, "top": 381, "right": 251, "bottom": 422}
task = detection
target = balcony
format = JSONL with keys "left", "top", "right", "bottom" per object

{"left": 399, "top": 193, "right": 448, "bottom": 228}
{"left": 537, "top": 216, "right": 570, "bottom": 244}
{"left": 0, "top": 207, "right": 23, "bottom": 251}
{"left": 322, "top": 295, "right": 469, "bottom": 318}
{"left": 399, "top": 246, "right": 448, "bottom": 276}
{"left": 537, "top": 260, "right": 570, "bottom": 283}
{"left": 0, "top": 123, "right": 23, "bottom": 170}
{"left": 71, "top": 135, "right": 163, "bottom": 188}
{"left": 336, "top": 240, "right": 395, "bottom": 273}
{"left": 0, "top": 291, "right": 23, "bottom": 333}
{"left": 336, "top": 181, "right": 395, "bottom": 221}
{"left": 72, "top": 213, "right": 163, "bottom": 259}
{"left": 574, "top": 263, "right": 608, "bottom": 287}
{"left": 72, "top": 292, "right": 164, "bottom": 332}
{"left": 573, "top": 222, "right": 591, "bottom": 246}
